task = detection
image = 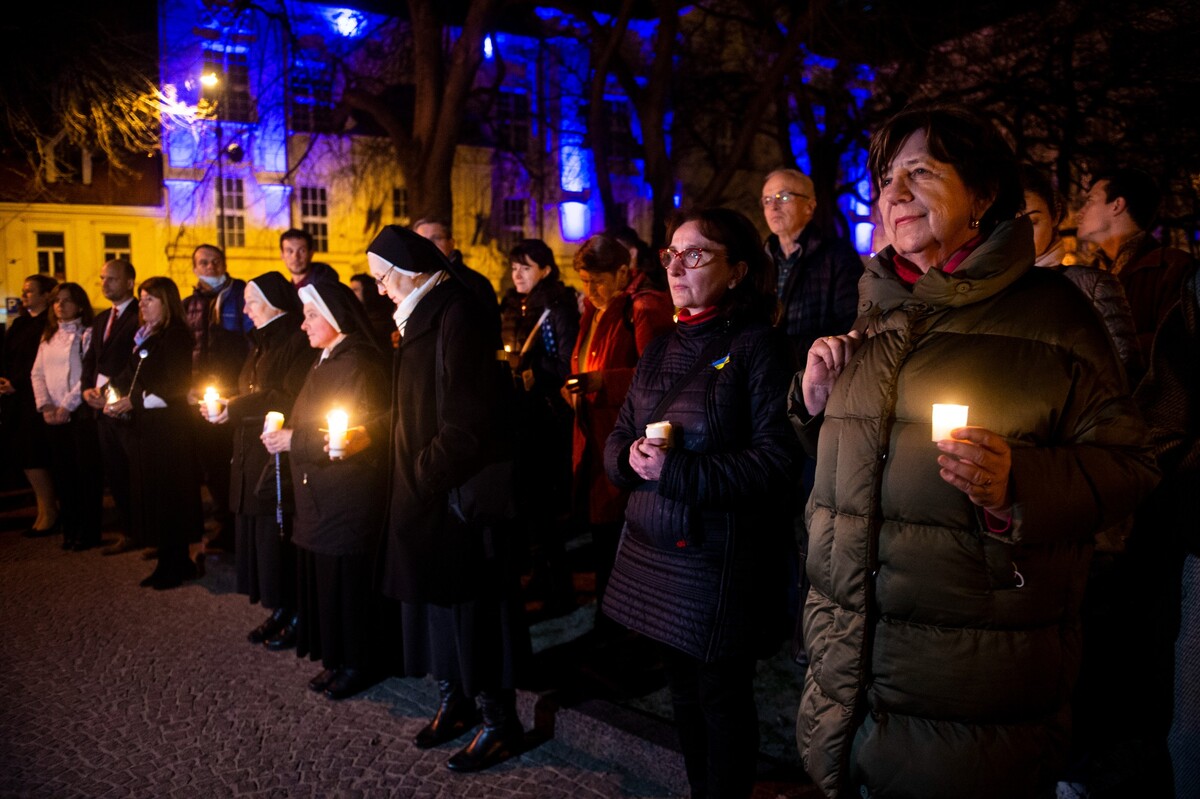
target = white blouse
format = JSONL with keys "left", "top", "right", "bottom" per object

{"left": 31, "top": 320, "right": 92, "bottom": 414}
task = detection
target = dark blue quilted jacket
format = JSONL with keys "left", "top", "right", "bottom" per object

{"left": 602, "top": 313, "right": 800, "bottom": 661}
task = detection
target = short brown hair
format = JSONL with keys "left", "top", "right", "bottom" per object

{"left": 137, "top": 276, "right": 186, "bottom": 332}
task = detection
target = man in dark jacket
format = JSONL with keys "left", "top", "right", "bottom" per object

{"left": 82, "top": 259, "right": 141, "bottom": 554}
{"left": 280, "top": 228, "right": 340, "bottom": 289}
{"left": 760, "top": 168, "right": 864, "bottom": 359}
{"left": 1076, "top": 167, "right": 1195, "bottom": 355}
{"left": 189, "top": 244, "right": 250, "bottom": 553}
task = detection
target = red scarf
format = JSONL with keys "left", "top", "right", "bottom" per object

{"left": 893, "top": 235, "right": 984, "bottom": 286}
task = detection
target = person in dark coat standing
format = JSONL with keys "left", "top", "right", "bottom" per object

{"left": 105, "top": 277, "right": 204, "bottom": 590}
{"left": 261, "top": 281, "right": 388, "bottom": 700}
{"left": 81, "top": 260, "right": 140, "bottom": 555}
{"left": 603, "top": 208, "right": 800, "bottom": 799}
{"left": 204, "top": 273, "right": 315, "bottom": 647}
{"left": 369, "top": 225, "right": 529, "bottom": 773}
{"left": 566, "top": 234, "right": 673, "bottom": 619}
{"left": 0, "top": 274, "right": 59, "bottom": 535}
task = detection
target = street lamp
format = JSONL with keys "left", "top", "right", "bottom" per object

{"left": 200, "top": 71, "right": 245, "bottom": 250}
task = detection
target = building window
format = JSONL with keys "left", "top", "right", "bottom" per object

{"left": 496, "top": 91, "right": 530, "bottom": 153}
{"left": 103, "top": 233, "right": 131, "bottom": 262}
{"left": 204, "top": 49, "right": 253, "bottom": 123}
{"left": 219, "top": 177, "right": 245, "bottom": 248}
{"left": 35, "top": 232, "right": 66, "bottom": 280}
{"left": 392, "top": 187, "right": 409, "bottom": 223}
{"left": 606, "top": 98, "right": 637, "bottom": 161}
{"left": 291, "top": 58, "right": 335, "bottom": 133}
{"left": 496, "top": 197, "right": 527, "bottom": 253}
{"left": 301, "top": 186, "right": 329, "bottom": 253}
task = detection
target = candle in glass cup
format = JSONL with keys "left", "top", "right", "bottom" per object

{"left": 263, "top": 411, "right": 285, "bottom": 434}
{"left": 327, "top": 409, "right": 349, "bottom": 459}
{"left": 203, "top": 386, "right": 221, "bottom": 420}
{"left": 931, "top": 403, "right": 969, "bottom": 442}
{"left": 105, "top": 385, "right": 120, "bottom": 405}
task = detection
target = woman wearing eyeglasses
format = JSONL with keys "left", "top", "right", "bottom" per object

{"left": 602, "top": 209, "right": 801, "bottom": 799}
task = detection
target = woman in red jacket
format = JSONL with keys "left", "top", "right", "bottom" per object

{"left": 565, "top": 234, "right": 673, "bottom": 616}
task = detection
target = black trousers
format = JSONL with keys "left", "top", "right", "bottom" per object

{"left": 46, "top": 411, "right": 103, "bottom": 546}
{"left": 96, "top": 412, "right": 133, "bottom": 540}
{"left": 661, "top": 645, "right": 759, "bottom": 799}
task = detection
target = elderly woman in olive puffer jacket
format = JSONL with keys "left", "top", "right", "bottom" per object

{"left": 791, "top": 105, "right": 1159, "bottom": 799}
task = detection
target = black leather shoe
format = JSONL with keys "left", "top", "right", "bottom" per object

{"left": 102, "top": 536, "right": 138, "bottom": 556}
{"left": 139, "top": 571, "right": 158, "bottom": 588}
{"left": 263, "top": 615, "right": 300, "bottom": 651}
{"left": 308, "top": 668, "right": 338, "bottom": 693}
{"left": 141, "top": 548, "right": 159, "bottom": 561}
{"left": 24, "top": 519, "right": 61, "bottom": 538}
{"left": 445, "top": 721, "right": 523, "bottom": 772}
{"left": 248, "top": 608, "right": 289, "bottom": 645}
{"left": 323, "top": 668, "right": 376, "bottom": 701}
{"left": 415, "top": 681, "right": 481, "bottom": 749}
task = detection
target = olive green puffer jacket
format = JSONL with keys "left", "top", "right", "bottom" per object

{"left": 793, "top": 218, "right": 1159, "bottom": 798}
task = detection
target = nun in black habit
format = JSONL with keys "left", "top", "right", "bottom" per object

{"left": 205, "top": 272, "right": 316, "bottom": 648}
{"left": 261, "top": 281, "right": 389, "bottom": 700}
{"left": 368, "top": 225, "right": 529, "bottom": 772}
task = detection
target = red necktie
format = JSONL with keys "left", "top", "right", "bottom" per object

{"left": 104, "top": 308, "right": 117, "bottom": 342}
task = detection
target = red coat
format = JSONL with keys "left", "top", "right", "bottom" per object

{"left": 571, "top": 288, "right": 674, "bottom": 523}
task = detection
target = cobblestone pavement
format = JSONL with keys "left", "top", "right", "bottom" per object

{"left": 0, "top": 530, "right": 679, "bottom": 798}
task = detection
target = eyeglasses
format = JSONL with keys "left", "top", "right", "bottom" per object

{"left": 373, "top": 265, "right": 396, "bottom": 287}
{"left": 761, "top": 191, "right": 810, "bottom": 208}
{"left": 658, "top": 247, "right": 725, "bottom": 270}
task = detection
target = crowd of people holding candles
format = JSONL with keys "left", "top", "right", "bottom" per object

{"left": 0, "top": 102, "right": 1196, "bottom": 797}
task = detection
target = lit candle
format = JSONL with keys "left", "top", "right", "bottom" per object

{"left": 263, "top": 411, "right": 285, "bottom": 434}
{"left": 105, "top": 385, "right": 120, "bottom": 405}
{"left": 327, "top": 409, "right": 349, "bottom": 459}
{"left": 931, "top": 403, "right": 969, "bottom": 442}
{"left": 203, "top": 386, "right": 221, "bottom": 420}
{"left": 503, "top": 344, "right": 513, "bottom": 353}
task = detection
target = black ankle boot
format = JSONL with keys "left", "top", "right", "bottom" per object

{"left": 415, "top": 680, "right": 481, "bottom": 749}
{"left": 263, "top": 613, "right": 300, "bottom": 651}
{"left": 248, "top": 607, "right": 289, "bottom": 644}
{"left": 445, "top": 690, "right": 522, "bottom": 772}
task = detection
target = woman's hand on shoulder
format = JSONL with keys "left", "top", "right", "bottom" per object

{"left": 801, "top": 330, "right": 863, "bottom": 416}
{"left": 936, "top": 426, "right": 1013, "bottom": 517}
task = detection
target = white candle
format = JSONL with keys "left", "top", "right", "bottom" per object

{"left": 327, "top": 409, "right": 349, "bottom": 459}
{"left": 105, "top": 385, "right": 120, "bottom": 405}
{"left": 645, "top": 420, "right": 673, "bottom": 448}
{"left": 263, "top": 411, "right": 285, "bottom": 434}
{"left": 931, "top": 403, "right": 969, "bottom": 442}
{"left": 203, "top": 386, "right": 221, "bottom": 421}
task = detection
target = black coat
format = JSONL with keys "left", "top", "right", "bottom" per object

{"left": 381, "top": 278, "right": 510, "bottom": 604}
{"left": 289, "top": 334, "right": 388, "bottom": 556}
{"left": 112, "top": 322, "right": 194, "bottom": 411}
{"left": 226, "top": 314, "right": 315, "bottom": 516}
{"left": 82, "top": 299, "right": 140, "bottom": 391}
{"left": 602, "top": 313, "right": 800, "bottom": 661}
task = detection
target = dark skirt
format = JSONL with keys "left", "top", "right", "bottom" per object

{"left": 399, "top": 596, "right": 529, "bottom": 698}
{"left": 129, "top": 406, "right": 203, "bottom": 574}
{"left": 235, "top": 513, "right": 295, "bottom": 609}
{"left": 296, "top": 547, "right": 375, "bottom": 671}
{"left": 5, "top": 392, "right": 51, "bottom": 469}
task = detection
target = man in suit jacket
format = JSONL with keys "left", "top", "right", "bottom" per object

{"left": 81, "top": 259, "right": 140, "bottom": 555}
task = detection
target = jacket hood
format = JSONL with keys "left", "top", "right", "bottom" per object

{"left": 860, "top": 216, "right": 1035, "bottom": 315}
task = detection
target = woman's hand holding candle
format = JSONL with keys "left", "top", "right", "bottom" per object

{"left": 261, "top": 428, "right": 293, "bottom": 454}
{"left": 936, "top": 427, "right": 1013, "bottom": 517}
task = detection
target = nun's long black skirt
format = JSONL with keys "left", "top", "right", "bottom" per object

{"left": 399, "top": 596, "right": 529, "bottom": 698}
{"left": 235, "top": 513, "right": 295, "bottom": 610}
{"left": 296, "top": 547, "right": 375, "bottom": 671}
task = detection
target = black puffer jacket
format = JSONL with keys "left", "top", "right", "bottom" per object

{"left": 499, "top": 278, "right": 579, "bottom": 396}
{"left": 603, "top": 313, "right": 800, "bottom": 661}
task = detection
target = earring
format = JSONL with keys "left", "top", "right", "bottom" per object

{"left": 968, "top": 216, "right": 980, "bottom": 229}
